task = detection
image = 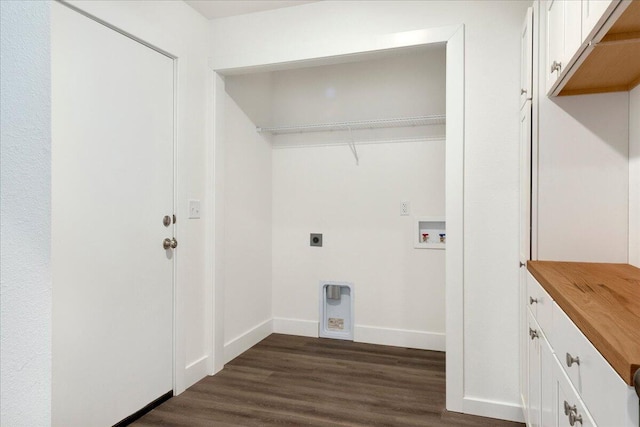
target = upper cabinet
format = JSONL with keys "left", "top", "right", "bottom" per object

{"left": 546, "top": 0, "right": 640, "bottom": 96}
{"left": 546, "top": 0, "right": 583, "bottom": 91}
{"left": 582, "top": 0, "right": 617, "bottom": 42}
{"left": 521, "top": 7, "right": 534, "bottom": 108}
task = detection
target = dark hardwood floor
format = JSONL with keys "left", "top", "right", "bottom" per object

{"left": 133, "top": 334, "right": 524, "bottom": 426}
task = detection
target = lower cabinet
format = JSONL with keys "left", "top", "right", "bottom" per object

{"left": 527, "top": 311, "right": 542, "bottom": 427}
{"left": 526, "top": 310, "right": 554, "bottom": 427}
{"left": 553, "top": 358, "right": 597, "bottom": 427}
{"left": 521, "top": 271, "right": 639, "bottom": 426}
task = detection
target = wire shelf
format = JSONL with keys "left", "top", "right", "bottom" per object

{"left": 256, "top": 114, "right": 445, "bottom": 135}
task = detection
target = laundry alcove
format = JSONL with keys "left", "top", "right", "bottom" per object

{"left": 218, "top": 45, "right": 448, "bottom": 363}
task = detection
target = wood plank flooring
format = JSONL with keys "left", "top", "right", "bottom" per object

{"left": 133, "top": 334, "right": 524, "bottom": 426}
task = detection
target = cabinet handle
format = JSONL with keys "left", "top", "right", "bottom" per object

{"left": 569, "top": 411, "right": 583, "bottom": 426}
{"left": 529, "top": 296, "right": 538, "bottom": 305}
{"left": 521, "top": 88, "right": 528, "bottom": 95}
{"left": 566, "top": 352, "right": 580, "bottom": 367}
{"left": 529, "top": 327, "right": 539, "bottom": 340}
{"left": 563, "top": 400, "right": 576, "bottom": 416}
{"left": 520, "top": 261, "right": 526, "bottom": 268}
{"left": 551, "top": 60, "right": 562, "bottom": 73}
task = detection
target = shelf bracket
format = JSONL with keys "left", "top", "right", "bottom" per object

{"left": 347, "top": 126, "right": 359, "bottom": 166}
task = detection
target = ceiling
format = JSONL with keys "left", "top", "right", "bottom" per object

{"left": 185, "top": 1, "right": 319, "bottom": 19}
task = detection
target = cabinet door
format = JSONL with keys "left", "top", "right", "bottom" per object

{"left": 520, "top": 7, "right": 534, "bottom": 108}
{"left": 546, "top": 0, "right": 564, "bottom": 92}
{"left": 520, "top": 266, "right": 529, "bottom": 414}
{"left": 528, "top": 312, "right": 542, "bottom": 427}
{"left": 554, "top": 360, "right": 597, "bottom": 427}
{"left": 582, "top": 0, "right": 616, "bottom": 43}
{"left": 519, "top": 101, "right": 532, "bottom": 264}
{"left": 540, "top": 334, "right": 555, "bottom": 427}
{"left": 563, "top": 0, "right": 582, "bottom": 67}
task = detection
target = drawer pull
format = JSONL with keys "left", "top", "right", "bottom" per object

{"left": 563, "top": 400, "right": 576, "bottom": 416}
{"left": 566, "top": 352, "right": 580, "bottom": 367}
{"left": 569, "top": 411, "right": 583, "bottom": 426}
{"left": 529, "top": 328, "right": 539, "bottom": 340}
{"left": 529, "top": 296, "right": 538, "bottom": 305}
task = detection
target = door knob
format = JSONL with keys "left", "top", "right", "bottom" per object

{"left": 569, "top": 411, "right": 583, "bottom": 426}
{"left": 566, "top": 352, "right": 580, "bottom": 367}
{"left": 163, "top": 237, "right": 178, "bottom": 250}
{"left": 564, "top": 400, "right": 576, "bottom": 416}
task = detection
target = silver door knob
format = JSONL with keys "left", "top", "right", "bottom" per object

{"left": 529, "top": 327, "right": 539, "bottom": 340}
{"left": 569, "top": 411, "right": 583, "bottom": 426}
{"left": 564, "top": 400, "right": 576, "bottom": 416}
{"left": 529, "top": 296, "right": 538, "bottom": 305}
{"left": 521, "top": 88, "right": 527, "bottom": 95}
{"left": 551, "top": 60, "right": 562, "bottom": 73}
{"left": 566, "top": 352, "right": 580, "bottom": 367}
{"left": 163, "top": 237, "right": 178, "bottom": 250}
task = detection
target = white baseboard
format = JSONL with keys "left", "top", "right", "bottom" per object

{"left": 272, "top": 317, "right": 319, "bottom": 337}
{"left": 183, "top": 355, "right": 209, "bottom": 390}
{"left": 224, "top": 318, "right": 273, "bottom": 364}
{"left": 461, "top": 396, "right": 525, "bottom": 423}
{"left": 354, "top": 325, "right": 445, "bottom": 351}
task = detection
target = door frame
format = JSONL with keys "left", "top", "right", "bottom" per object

{"left": 54, "top": 0, "right": 179, "bottom": 393}
{"left": 206, "top": 25, "right": 466, "bottom": 412}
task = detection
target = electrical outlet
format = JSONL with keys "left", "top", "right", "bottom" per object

{"left": 400, "top": 201, "right": 410, "bottom": 216}
{"left": 310, "top": 233, "right": 323, "bottom": 247}
{"left": 188, "top": 199, "right": 201, "bottom": 219}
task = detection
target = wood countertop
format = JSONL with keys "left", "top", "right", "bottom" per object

{"left": 527, "top": 261, "right": 640, "bottom": 386}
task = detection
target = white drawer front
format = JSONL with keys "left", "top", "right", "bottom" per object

{"left": 527, "top": 272, "right": 554, "bottom": 337}
{"left": 554, "top": 358, "right": 597, "bottom": 427}
{"left": 552, "top": 302, "right": 636, "bottom": 427}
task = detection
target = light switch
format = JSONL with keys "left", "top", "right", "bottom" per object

{"left": 188, "top": 199, "right": 201, "bottom": 219}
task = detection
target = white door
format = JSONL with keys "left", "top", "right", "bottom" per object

{"left": 52, "top": 3, "right": 174, "bottom": 426}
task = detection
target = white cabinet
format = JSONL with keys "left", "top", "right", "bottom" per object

{"left": 524, "top": 277, "right": 555, "bottom": 427}
{"left": 527, "top": 311, "right": 542, "bottom": 427}
{"left": 581, "top": 0, "right": 616, "bottom": 43}
{"left": 521, "top": 7, "right": 534, "bottom": 108}
{"left": 519, "top": 102, "right": 531, "bottom": 263}
{"left": 543, "top": 0, "right": 637, "bottom": 96}
{"left": 521, "top": 272, "right": 639, "bottom": 426}
{"left": 551, "top": 302, "right": 638, "bottom": 427}
{"left": 553, "top": 360, "right": 598, "bottom": 427}
{"left": 546, "top": 0, "right": 583, "bottom": 93}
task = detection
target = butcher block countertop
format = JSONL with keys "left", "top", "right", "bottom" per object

{"left": 527, "top": 261, "right": 640, "bottom": 386}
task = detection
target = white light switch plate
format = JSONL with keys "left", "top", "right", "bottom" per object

{"left": 188, "top": 199, "right": 201, "bottom": 219}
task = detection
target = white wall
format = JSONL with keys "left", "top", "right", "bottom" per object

{"left": 266, "top": 51, "right": 446, "bottom": 349}
{"left": 56, "top": 0, "right": 210, "bottom": 392}
{"left": 0, "top": 2, "right": 51, "bottom": 425}
{"left": 211, "top": 0, "right": 529, "bottom": 420}
{"left": 535, "top": 0, "right": 629, "bottom": 263}
{"left": 272, "top": 141, "right": 446, "bottom": 347}
{"left": 630, "top": 85, "right": 640, "bottom": 267}
{"left": 536, "top": 93, "right": 629, "bottom": 262}
{"left": 222, "top": 92, "right": 273, "bottom": 363}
